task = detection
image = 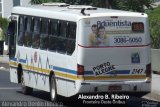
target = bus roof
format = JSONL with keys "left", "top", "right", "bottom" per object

{"left": 12, "top": 4, "right": 147, "bottom": 22}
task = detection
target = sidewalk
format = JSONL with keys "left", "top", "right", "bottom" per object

{"left": 143, "top": 74, "right": 160, "bottom": 102}
{"left": 0, "top": 55, "right": 9, "bottom": 71}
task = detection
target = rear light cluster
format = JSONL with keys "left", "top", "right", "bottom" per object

{"left": 132, "top": 22, "right": 144, "bottom": 33}
{"left": 77, "top": 64, "right": 84, "bottom": 75}
{"left": 145, "top": 63, "right": 151, "bottom": 78}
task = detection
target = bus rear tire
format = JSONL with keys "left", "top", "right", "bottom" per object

{"left": 50, "top": 74, "right": 57, "bottom": 101}
{"left": 21, "top": 72, "right": 33, "bottom": 95}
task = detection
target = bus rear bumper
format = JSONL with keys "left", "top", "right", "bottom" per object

{"left": 78, "top": 80, "right": 151, "bottom": 94}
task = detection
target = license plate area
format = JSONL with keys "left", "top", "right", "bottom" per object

{"left": 108, "top": 85, "right": 122, "bottom": 91}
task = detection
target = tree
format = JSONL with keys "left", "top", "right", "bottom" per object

{"left": 0, "top": 17, "right": 8, "bottom": 33}
{"left": 0, "top": 17, "right": 9, "bottom": 46}
{"left": 30, "top": 0, "right": 112, "bottom": 7}
{"left": 30, "top": 0, "right": 60, "bottom": 4}
{"left": 30, "top": 0, "right": 153, "bottom": 12}
{"left": 111, "top": 0, "right": 153, "bottom": 12}
{"left": 146, "top": 7, "right": 160, "bottom": 49}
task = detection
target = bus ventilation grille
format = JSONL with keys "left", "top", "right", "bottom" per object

{"left": 42, "top": 2, "right": 70, "bottom": 7}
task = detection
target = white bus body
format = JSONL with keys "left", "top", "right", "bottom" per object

{"left": 8, "top": 4, "right": 151, "bottom": 99}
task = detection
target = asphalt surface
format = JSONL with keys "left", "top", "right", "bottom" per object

{"left": 0, "top": 65, "right": 160, "bottom": 107}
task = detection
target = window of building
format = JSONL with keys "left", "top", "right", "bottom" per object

{"left": 32, "top": 18, "right": 40, "bottom": 49}
{"left": 13, "top": 0, "right": 20, "bottom": 6}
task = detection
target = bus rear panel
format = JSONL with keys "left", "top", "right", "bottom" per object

{"left": 76, "top": 15, "right": 151, "bottom": 94}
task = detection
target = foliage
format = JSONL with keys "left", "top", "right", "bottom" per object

{"left": 30, "top": 0, "right": 153, "bottom": 12}
{"left": 0, "top": 17, "right": 8, "bottom": 33}
{"left": 111, "top": 0, "right": 154, "bottom": 12}
{"left": 0, "top": 17, "right": 9, "bottom": 44}
{"left": 30, "top": 0, "right": 58, "bottom": 4}
{"left": 146, "top": 6, "right": 160, "bottom": 49}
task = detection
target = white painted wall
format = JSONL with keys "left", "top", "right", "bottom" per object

{"left": 1, "top": 0, "right": 30, "bottom": 52}
{"left": 21, "top": 0, "right": 30, "bottom": 6}
{"left": 2, "top": 0, "right": 30, "bottom": 18}
{"left": 2, "top": 0, "right": 13, "bottom": 52}
{"left": 2, "top": 0, "right": 13, "bottom": 18}
{"left": 151, "top": 49, "right": 160, "bottom": 73}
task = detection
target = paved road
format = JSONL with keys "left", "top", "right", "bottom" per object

{"left": 0, "top": 68, "right": 160, "bottom": 107}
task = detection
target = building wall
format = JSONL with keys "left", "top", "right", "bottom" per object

{"left": 1, "top": 0, "right": 30, "bottom": 18}
{"left": 21, "top": 0, "right": 30, "bottom": 6}
{"left": 155, "top": 0, "right": 160, "bottom": 2}
{"left": 2, "top": 0, "right": 30, "bottom": 51}
{"left": 2, "top": 0, "right": 13, "bottom": 18}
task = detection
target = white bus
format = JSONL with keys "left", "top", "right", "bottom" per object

{"left": 7, "top": 3, "right": 151, "bottom": 101}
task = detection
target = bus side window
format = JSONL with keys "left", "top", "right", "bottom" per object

{"left": 24, "top": 16, "right": 32, "bottom": 47}
{"left": 67, "top": 22, "right": 76, "bottom": 55}
{"left": 18, "top": 16, "right": 25, "bottom": 46}
{"left": 32, "top": 18, "right": 40, "bottom": 49}
{"left": 40, "top": 18, "right": 49, "bottom": 50}
{"left": 57, "top": 21, "right": 67, "bottom": 54}
{"left": 48, "top": 20, "right": 58, "bottom": 52}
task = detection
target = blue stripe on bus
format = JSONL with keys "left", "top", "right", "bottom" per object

{"left": 10, "top": 58, "right": 26, "bottom": 63}
{"left": 107, "top": 70, "right": 130, "bottom": 74}
{"left": 53, "top": 66, "right": 77, "bottom": 74}
{"left": 84, "top": 70, "right": 130, "bottom": 75}
{"left": 10, "top": 57, "right": 17, "bottom": 61}
{"left": 9, "top": 57, "right": 130, "bottom": 75}
{"left": 19, "top": 59, "right": 26, "bottom": 63}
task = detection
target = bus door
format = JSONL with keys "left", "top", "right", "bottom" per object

{"left": 7, "top": 16, "right": 18, "bottom": 58}
{"left": 7, "top": 15, "right": 18, "bottom": 83}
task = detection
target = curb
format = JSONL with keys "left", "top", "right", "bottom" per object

{"left": 0, "top": 67, "right": 9, "bottom": 72}
{"left": 0, "top": 55, "right": 9, "bottom": 64}
{"left": 153, "top": 71, "right": 160, "bottom": 75}
{"left": 143, "top": 92, "right": 160, "bottom": 102}
{"left": 0, "top": 61, "right": 9, "bottom": 72}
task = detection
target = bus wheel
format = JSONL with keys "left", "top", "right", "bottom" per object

{"left": 21, "top": 72, "right": 33, "bottom": 95}
{"left": 50, "top": 74, "right": 57, "bottom": 101}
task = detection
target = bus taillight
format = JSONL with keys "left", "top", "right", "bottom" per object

{"left": 145, "top": 63, "right": 151, "bottom": 78}
{"left": 132, "top": 22, "right": 144, "bottom": 33}
{"left": 77, "top": 64, "right": 84, "bottom": 75}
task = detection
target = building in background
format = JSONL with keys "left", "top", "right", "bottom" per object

{"left": 0, "top": 0, "right": 30, "bottom": 52}
{"left": 0, "top": 0, "right": 30, "bottom": 18}
{"left": 155, "top": 0, "right": 160, "bottom": 2}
